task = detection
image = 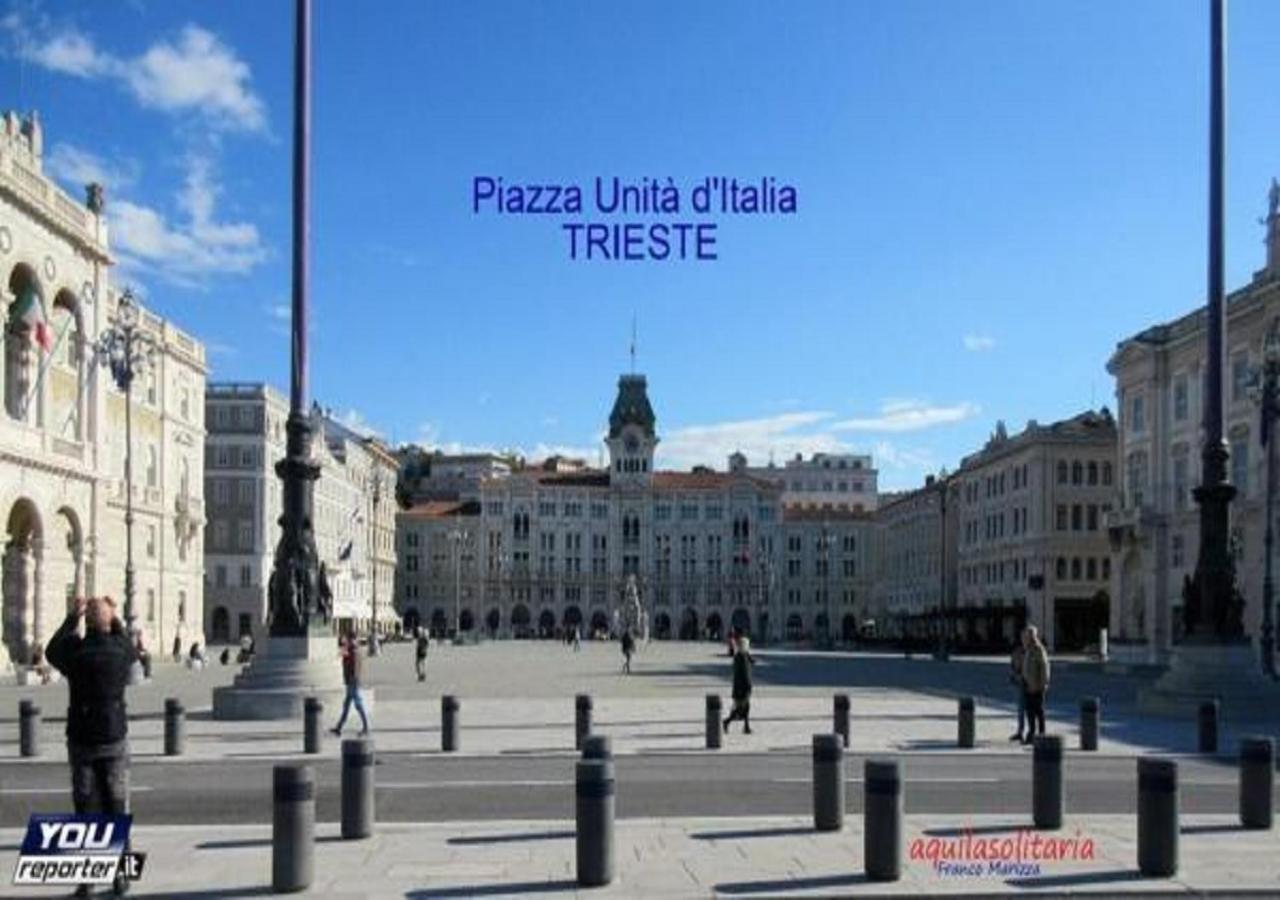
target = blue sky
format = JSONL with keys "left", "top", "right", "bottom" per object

{"left": 4, "top": 1, "right": 1279, "bottom": 490}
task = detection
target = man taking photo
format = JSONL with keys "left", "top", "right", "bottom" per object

{"left": 46, "top": 595, "right": 138, "bottom": 897}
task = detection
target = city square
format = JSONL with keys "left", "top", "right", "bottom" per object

{"left": 3, "top": 0, "right": 1280, "bottom": 896}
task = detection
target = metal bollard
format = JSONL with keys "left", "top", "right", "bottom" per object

{"left": 576, "top": 758, "right": 615, "bottom": 887}
{"left": 812, "top": 733, "right": 845, "bottom": 831}
{"left": 272, "top": 764, "right": 315, "bottom": 893}
{"left": 163, "top": 698, "right": 185, "bottom": 757}
{"left": 957, "top": 696, "right": 975, "bottom": 749}
{"left": 1197, "top": 699, "right": 1219, "bottom": 754}
{"left": 834, "top": 693, "right": 850, "bottom": 748}
{"left": 341, "top": 737, "right": 375, "bottom": 840}
{"left": 575, "top": 694, "right": 592, "bottom": 750}
{"left": 1138, "top": 758, "right": 1178, "bottom": 877}
{"left": 303, "top": 697, "right": 322, "bottom": 755}
{"left": 582, "top": 735, "right": 612, "bottom": 761}
{"left": 705, "top": 694, "right": 723, "bottom": 749}
{"left": 1079, "top": 697, "right": 1099, "bottom": 751}
{"left": 442, "top": 695, "right": 460, "bottom": 753}
{"left": 863, "top": 758, "right": 902, "bottom": 882}
{"left": 1239, "top": 736, "right": 1275, "bottom": 830}
{"left": 18, "top": 700, "right": 39, "bottom": 758}
{"left": 1032, "top": 735, "right": 1064, "bottom": 830}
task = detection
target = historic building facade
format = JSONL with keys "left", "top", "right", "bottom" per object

{"left": 739, "top": 452, "right": 878, "bottom": 512}
{"left": 1107, "top": 183, "right": 1280, "bottom": 664}
{"left": 953, "top": 411, "right": 1117, "bottom": 651}
{"left": 203, "top": 384, "right": 397, "bottom": 644}
{"left": 395, "top": 374, "right": 875, "bottom": 643}
{"left": 871, "top": 475, "right": 956, "bottom": 641}
{"left": 1, "top": 110, "right": 207, "bottom": 669}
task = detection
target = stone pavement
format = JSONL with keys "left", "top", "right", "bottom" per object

{"left": 4, "top": 642, "right": 1276, "bottom": 763}
{"left": 2, "top": 814, "right": 1276, "bottom": 897}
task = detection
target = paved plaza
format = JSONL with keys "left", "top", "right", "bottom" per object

{"left": 2, "top": 643, "right": 1279, "bottom": 896}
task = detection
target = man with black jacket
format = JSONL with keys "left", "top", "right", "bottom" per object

{"left": 45, "top": 595, "right": 138, "bottom": 897}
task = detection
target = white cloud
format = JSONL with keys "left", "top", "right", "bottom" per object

{"left": 657, "top": 411, "right": 839, "bottom": 471}
{"left": 110, "top": 155, "right": 266, "bottom": 285}
{"left": 332, "top": 408, "right": 383, "bottom": 439}
{"left": 44, "top": 143, "right": 138, "bottom": 192}
{"left": 17, "top": 23, "right": 265, "bottom": 132}
{"left": 963, "top": 334, "right": 996, "bottom": 352}
{"left": 831, "top": 399, "right": 980, "bottom": 433}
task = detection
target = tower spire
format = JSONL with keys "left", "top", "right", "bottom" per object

{"left": 630, "top": 313, "right": 637, "bottom": 374}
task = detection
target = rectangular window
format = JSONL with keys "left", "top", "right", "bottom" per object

{"left": 1231, "top": 438, "right": 1249, "bottom": 497}
{"left": 1232, "top": 352, "right": 1251, "bottom": 402}
{"left": 1130, "top": 395, "right": 1146, "bottom": 434}
{"left": 240, "top": 564, "right": 252, "bottom": 588}
{"left": 1056, "top": 505, "right": 1068, "bottom": 531}
{"left": 1173, "top": 375, "right": 1189, "bottom": 422}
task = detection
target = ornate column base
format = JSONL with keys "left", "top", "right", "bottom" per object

{"left": 1138, "top": 638, "right": 1280, "bottom": 720}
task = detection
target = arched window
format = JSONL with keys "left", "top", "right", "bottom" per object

{"left": 1057, "top": 461, "right": 1068, "bottom": 484}
{"left": 1071, "top": 461, "right": 1083, "bottom": 485}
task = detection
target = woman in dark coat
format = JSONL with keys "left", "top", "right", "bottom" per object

{"left": 722, "top": 632, "right": 754, "bottom": 734}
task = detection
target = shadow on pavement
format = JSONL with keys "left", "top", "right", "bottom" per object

{"left": 1181, "top": 822, "right": 1246, "bottom": 834}
{"left": 1005, "top": 869, "right": 1147, "bottom": 888}
{"left": 923, "top": 823, "right": 1029, "bottom": 837}
{"left": 448, "top": 829, "right": 574, "bottom": 845}
{"left": 133, "top": 888, "right": 275, "bottom": 898}
{"left": 406, "top": 879, "right": 579, "bottom": 897}
{"left": 692, "top": 825, "right": 815, "bottom": 841}
{"left": 715, "top": 873, "right": 872, "bottom": 894}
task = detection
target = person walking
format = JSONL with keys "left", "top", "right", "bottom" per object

{"left": 1020, "top": 625, "right": 1051, "bottom": 744}
{"left": 331, "top": 633, "right": 370, "bottom": 736}
{"left": 45, "top": 596, "right": 137, "bottom": 898}
{"left": 1008, "top": 638, "right": 1027, "bottom": 742}
{"left": 722, "top": 631, "right": 755, "bottom": 735}
{"left": 414, "top": 627, "right": 430, "bottom": 682}
{"left": 621, "top": 629, "right": 635, "bottom": 674}
{"left": 572, "top": 625, "right": 581, "bottom": 652}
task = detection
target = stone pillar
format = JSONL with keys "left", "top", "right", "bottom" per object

{"left": 2, "top": 543, "right": 34, "bottom": 662}
{"left": 29, "top": 537, "right": 44, "bottom": 650}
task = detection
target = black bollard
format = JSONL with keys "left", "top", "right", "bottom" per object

{"left": 705, "top": 694, "right": 723, "bottom": 750}
{"left": 1079, "top": 697, "right": 1099, "bottom": 751}
{"left": 141, "top": 654, "right": 152, "bottom": 680}
{"left": 163, "top": 698, "right": 185, "bottom": 757}
{"left": 303, "top": 697, "right": 322, "bottom": 755}
{"left": 1138, "top": 758, "right": 1178, "bottom": 877}
{"left": 576, "top": 758, "right": 615, "bottom": 887}
{"left": 18, "top": 700, "right": 39, "bottom": 758}
{"left": 575, "top": 694, "right": 592, "bottom": 751}
{"left": 341, "top": 737, "right": 375, "bottom": 840}
{"left": 582, "top": 735, "right": 612, "bottom": 761}
{"left": 1032, "top": 735, "right": 1064, "bottom": 830}
{"left": 272, "top": 764, "right": 315, "bottom": 893}
{"left": 442, "top": 695, "right": 460, "bottom": 753}
{"left": 864, "top": 758, "right": 902, "bottom": 882}
{"left": 1239, "top": 736, "right": 1275, "bottom": 830}
{"left": 834, "top": 693, "right": 850, "bottom": 748}
{"left": 812, "top": 734, "right": 845, "bottom": 831}
{"left": 1197, "top": 699, "right": 1219, "bottom": 754}
{"left": 957, "top": 696, "right": 975, "bottom": 749}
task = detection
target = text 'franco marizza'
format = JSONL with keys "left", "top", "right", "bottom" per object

{"left": 472, "top": 176, "right": 798, "bottom": 261}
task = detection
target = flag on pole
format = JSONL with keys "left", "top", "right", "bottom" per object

{"left": 12, "top": 287, "right": 53, "bottom": 352}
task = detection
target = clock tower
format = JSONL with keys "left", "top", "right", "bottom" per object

{"left": 606, "top": 373, "right": 657, "bottom": 487}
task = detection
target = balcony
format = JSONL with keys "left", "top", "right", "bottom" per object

{"left": 175, "top": 493, "right": 205, "bottom": 522}
{"left": 1105, "top": 504, "right": 1163, "bottom": 551}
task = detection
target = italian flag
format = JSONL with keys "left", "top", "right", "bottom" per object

{"left": 12, "top": 288, "right": 53, "bottom": 353}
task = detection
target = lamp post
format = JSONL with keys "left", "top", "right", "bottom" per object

{"left": 368, "top": 475, "right": 382, "bottom": 656}
{"left": 449, "top": 527, "right": 469, "bottom": 640}
{"left": 1252, "top": 318, "right": 1280, "bottom": 677}
{"left": 96, "top": 288, "right": 157, "bottom": 653}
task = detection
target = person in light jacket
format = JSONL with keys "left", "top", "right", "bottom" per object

{"left": 1020, "top": 625, "right": 1051, "bottom": 744}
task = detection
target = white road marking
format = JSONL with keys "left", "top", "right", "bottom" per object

{"left": 377, "top": 779, "right": 573, "bottom": 789}
{"left": 771, "top": 776, "right": 1001, "bottom": 784}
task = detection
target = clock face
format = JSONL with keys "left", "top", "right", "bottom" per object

{"left": 624, "top": 434, "right": 640, "bottom": 453}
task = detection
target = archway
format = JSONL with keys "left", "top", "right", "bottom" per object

{"left": 679, "top": 608, "right": 698, "bottom": 641}
{"left": 49, "top": 507, "right": 83, "bottom": 617}
{"left": 563, "top": 606, "right": 582, "bottom": 630}
{"left": 814, "top": 612, "right": 830, "bottom": 639}
{"left": 5, "top": 264, "right": 42, "bottom": 424}
{"left": 654, "top": 612, "right": 672, "bottom": 640}
{"left": 459, "top": 609, "right": 475, "bottom": 633}
{"left": 50, "top": 288, "right": 83, "bottom": 440}
{"left": 486, "top": 608, "right": 500, "bottom": 635}
{"left": 511, "top": 604, "right": 531, "bottom": 638}
{"left": 237, "top": 613, "right": 253, "bottom": 639}
{"left": 402, "top": 607, "right": 421, "bottom": 635}
{"left": 731, "top": 608, "right": 751, "bottom": 637}
{"left": 786, "top": 614, "right": 803, "bottom": 641}
{"left": 2, "top": 498, "right": 42, "bottom": 663}
{"left": 758, "top": 612, "right": 770, "bottom": 643}
{"left": 589, "top": 609, "right": 609, "bottom": 638}
{"left": 842, "top": 613, "right": 858, "bottom": 643}
{"left": 211, "top": 607, "right": 230, "bottom": 643}
{"left": 430, "top": 608, "right": 448, "bottom": 637}
{"left": 538, "top": 608, "right": 556, "bottom": 638}
{"left": 706, "top": 612, "right": 723, "bottom": 641}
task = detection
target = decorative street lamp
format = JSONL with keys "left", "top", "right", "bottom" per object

{"left": 449, "top": 527, "right": 470, "bottom": 640}
{"left": 96, "top": 288, "right": 157, "bottom": 656}
{"left": 1251, "top": 317, "right": 1280, "bottom": 677}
